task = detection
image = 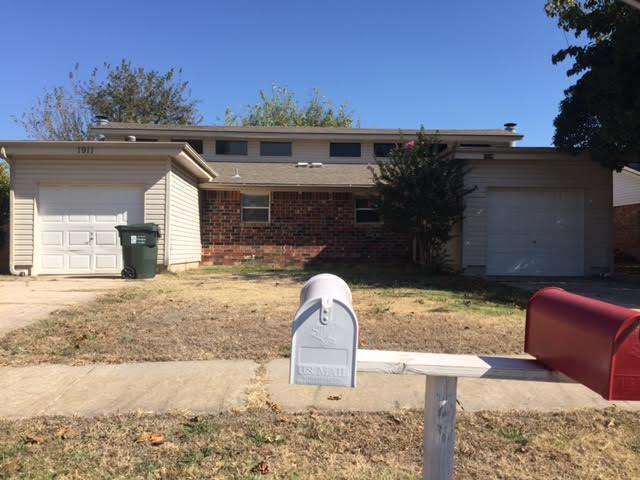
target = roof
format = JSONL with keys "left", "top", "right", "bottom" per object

{"left": 202, "top": 161, "right": 376, "bottom": 189}
{"left": 0, "top": 141, "right": 217, "bottom": 182}
{"left": 92, "top": 122, "right": 524, "bottom": 142}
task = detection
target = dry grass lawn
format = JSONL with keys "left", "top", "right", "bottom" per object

{"left": 1, "top": 408, "right": 639, "bottom": 479}
{"left": 0, "top": 266, "right": 528, "bottom": 366}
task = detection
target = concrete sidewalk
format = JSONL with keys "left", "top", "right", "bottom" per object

{"left": 1, "top": 359, "right": 638, "bottom": 419}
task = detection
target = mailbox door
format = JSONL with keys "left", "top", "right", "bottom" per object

{"left": 290, "top": 298, "right": 358, "bottom": 388}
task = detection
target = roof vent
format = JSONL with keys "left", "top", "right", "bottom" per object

{"left": 231, "top": 168, "right": 241, "bottom": 180}
{"left": 310, "top": 162, "right": 323, "bottom": 168}
{"left": 94, "top": 133, "right": 106, "bottom": 142}
{"left": 125, "top": 135, "right": 136, "bottom": 142}
{"left": 504, "top": 122, "right": 517, "bottom": 132}
{"left": 296, "top": 162, "right": 309, "bottom": 168}
{"left": 94, "top": 115, "right": 109, "bottom": 126}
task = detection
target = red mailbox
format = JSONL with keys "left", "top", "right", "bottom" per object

{"left": 525, "top": 287, "right": 640, "bottom": 400}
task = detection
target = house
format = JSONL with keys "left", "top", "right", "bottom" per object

{"left": 613, "top": 165, "right": 640, "bottom": 261}
{"left": 1, "top": 120, "right": 613, "bottom": 277}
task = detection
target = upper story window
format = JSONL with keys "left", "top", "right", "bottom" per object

{"left": 355, "top": 197, "right": 381, "bottom": 224}
{"left": 136, "top": 138, "right": 158, "bottom": 142}
{"left": 373, "top": 143, "right": 399, "bottom": 157}
{"left": 216, "top": 140, "right": 248, "bottom": 155}
{"left": 260, "top": 141, "right": 292, "bottom": 157}
{"left": 171, "top": 139, "right": 203, "bottom": 154}
{"left": 330, "top": 142, "right": 361, "bottom": 158}
{"left": 241, "top": 193, "right": 270, "bottom": 223}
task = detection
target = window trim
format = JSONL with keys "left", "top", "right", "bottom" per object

{"left": 354, "top": 196, "right": 382, "bottom": 225}
{"left": 241, "top": 191, "right": 271, "bottom": 224}
{"left": 216, "top": 139, "right": 248, "bottom": 156}
{"left": 260, "top": 141, "right": 292, "bottom": 157}
{"left": 330, "top": 142, "right": 361, "bottom": 158}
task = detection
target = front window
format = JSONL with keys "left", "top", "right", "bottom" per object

{"left": 355, "top": 197, "right": 381, "bottom": 224}
{"left": 330, "top": 142, "right": 361, "bottom": 157}
{"left": 260, "top": 141, "right": 292, "bottom": 156}
{"left": 373, "top": 143, "right": 399, "bottom": 157}
{"left": 241, "top": 193, "right": 270, "bottom": 223}
{"left": 216, "top": 140, "right": 248, "bottom": 155}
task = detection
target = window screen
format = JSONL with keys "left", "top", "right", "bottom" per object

{"left": 216, "top": 140, "right": 248, "bottom": 155}
{"left": 241, "top": 194, "right": 270, "bottom": 222}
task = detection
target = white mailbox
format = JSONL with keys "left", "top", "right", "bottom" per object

{"left": 290, "top": 274, "right": 359, "bottom": 388}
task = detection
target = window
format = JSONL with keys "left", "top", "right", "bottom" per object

{"left": 241, "top": 193, "right": 270, "bottom": 222}
{"left": 136, "top": 138, "right": 157, "bottom": 142}
{"left": 216, "top": 140, "right": 248, "bottom": 155}
{"left": 171, "top": 139, "right": 203, "bottom": 154}
{"left": 330, "top": 142, "right": 361, "bottom": 157}
{"left": 355, "top": 198, "right": 381, "bottom": 224}
{"left": 260, "top": 141, "right": 292, "bottom": 156}
{"left": 373, "top": 143, "right": 399, "bottom": 157}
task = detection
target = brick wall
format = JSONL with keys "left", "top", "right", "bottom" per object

{"left": 614, "top": 204, "right": 640, "bottom": 261}
{"left": 201, "top": 190, "right": 410, "bottom": 265}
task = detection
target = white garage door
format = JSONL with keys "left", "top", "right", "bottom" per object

{"left": 487, "top": 189, "right": 584, "bottom": 276}
{"left": 38, "top": 185, "right": 144, "bottom": 274}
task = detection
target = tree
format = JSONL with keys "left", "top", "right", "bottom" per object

{"left": 225, "top": 84, "right": 354, "bottom": 127}
{"left": 18, "top": 67, "right": 90, "bottom": 140}
{"left": 373, "top": 131, "right": 474, "bottom": 271}
{"left": 83, "top": 60, "right": 201, "bottom": 125}
{"left": 0, "top": 162, "right": 9, "bottom": 248}
{"left": 546, "top": 0, "right": 640, "bottom": 170}
{"left": 18, "top": 61, "right": 201, "bottom": 140}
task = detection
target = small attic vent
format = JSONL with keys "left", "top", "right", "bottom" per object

{"left": 296, "top": 162, "right": 309, "bottom": 168}
{"left": 310, "top": 162, "right": 323, "bottom": 168}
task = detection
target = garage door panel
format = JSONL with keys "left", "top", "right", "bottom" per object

{"left": 68, "top": 231, "right": 90, "bottom": 246}
{"left": 95, "top": 231, "right": 117, "bottom": 246}
{"left": 38, "top": 185, "right": 144, "bottom": 275}
{"left": 487, "top": 189, "right": 584, "bottom": 276}
{"left": 95, "top": 255, "right": 117, "bottom": 270}
{"left": 68, "top": 255, "right": 91, "bottom": 271}
{"left": 41, "top": 231, "right": 63, "bottom": 246}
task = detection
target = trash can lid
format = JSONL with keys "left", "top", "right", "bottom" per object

{"left": 115, "top": 223, "right": 160, "bottom": 233}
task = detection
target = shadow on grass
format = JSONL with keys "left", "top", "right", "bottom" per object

{"left": 196, "top": 263, "right": 531, "bottom": 309}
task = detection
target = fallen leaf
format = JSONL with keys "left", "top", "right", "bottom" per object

{"left": 1, "top": 460, "right": 20, "bottom": 475}
{"left": 252, "top": 461, "right": 270, "bottom": 475}
{"left": 136, "top": 431, "right": 165, "bottom": 446}
{"left": 24, "top": 434, "right": 45, "bottom": 445}
{"left": 55, "top": 427, "right": 77, "bottom": 440}
{"left": 327, "top": 395, "right": 342, "bottom": 401}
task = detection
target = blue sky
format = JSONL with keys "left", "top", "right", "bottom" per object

{"left": 0, "top": 0, "right": 577, "bottom": 146}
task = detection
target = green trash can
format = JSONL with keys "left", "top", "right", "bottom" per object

{"left": 115, "top": 224, "right": 161, "bottom": 279}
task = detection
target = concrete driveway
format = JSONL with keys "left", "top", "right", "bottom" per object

{"left": 506, "top": 278, "right": 640, "bottom": 310}
{"left": 0, "top": 276, "right": 126, "bottom": 336}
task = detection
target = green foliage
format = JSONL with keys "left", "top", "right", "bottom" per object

{"left": 545, "top": 0, "right": 640, "bottom": 170}
{"left": 83, "top": 60, "right": 201, "bottom": 125}
{"left": 18, "top": 61, "right": 201, "bottom": 140}
{"left": 226, "top": 84, "right": 353, "bottom": 127}
{"left": 373, "top": 131, "right": 475, "bottom": 271}
{"left": 0, "top": 162, "right": 9, "bottom": 223}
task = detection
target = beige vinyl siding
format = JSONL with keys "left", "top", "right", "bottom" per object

{"left": 11, "top": 158, "right": 168, "bottom": 270}
{"left": 613, "top": 168, "right": 640, "bottom": 207}
{"left": 168, "top": 162, "right": 201, "bottom": 265}
{"left": 203, "top": 139, "right": 376, "bottom": 164}
{"left": 462, "top": 156, "right": 612, "bottom": 275}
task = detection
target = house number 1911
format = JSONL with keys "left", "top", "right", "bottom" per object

{"left": 77, "top": 146, "right": 94, "bottom": 154}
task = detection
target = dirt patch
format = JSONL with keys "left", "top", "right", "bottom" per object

{"left": 0, "top": 408, "right": 638, "bottom": 479}
{"left": 0, "top": 267, "right": 528, "bottom": 366}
